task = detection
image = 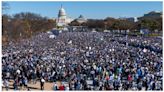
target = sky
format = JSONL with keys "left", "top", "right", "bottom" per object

{"left": 3, "top": 1, "right": 163, "bottom": 19}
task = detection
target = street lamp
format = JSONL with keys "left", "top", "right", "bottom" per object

{"left": 126, "top": 29, "right": 130, "bottom": 47}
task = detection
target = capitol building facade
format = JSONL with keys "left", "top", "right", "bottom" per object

{"left": 56, "top": 5, "right": 87, "bottom": 27}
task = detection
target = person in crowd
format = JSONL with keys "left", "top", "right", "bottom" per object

{"left": 40, "top": 77, "right": 45, "bottom": 90}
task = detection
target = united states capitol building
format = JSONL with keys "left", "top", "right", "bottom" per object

{"left": 56, "top": 5, "right": 87, "bottom": 27}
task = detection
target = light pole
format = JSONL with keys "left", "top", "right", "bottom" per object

{"left": 126, "top": 29, "right": 129, "bottom": 47}
{"left": 105, "top": 22, "right": 107, "bottom": 30}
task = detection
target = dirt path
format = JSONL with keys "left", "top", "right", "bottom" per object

{"left": 2, "top": 80, "right": 54, "bottom": 91}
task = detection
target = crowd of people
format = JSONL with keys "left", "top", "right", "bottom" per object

{"left": 2, "top": 31, "right": 163, "bottom": 90}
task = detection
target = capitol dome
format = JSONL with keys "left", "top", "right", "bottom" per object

{"left": 58, "top": 6, "right": 66, "bottom": 17}
{"left": 56, "top": 5, "right": 73, "bottom": 27}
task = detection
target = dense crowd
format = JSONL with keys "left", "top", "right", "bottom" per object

{"left": 2, "top": 31, "right": 163, "bottom": 90}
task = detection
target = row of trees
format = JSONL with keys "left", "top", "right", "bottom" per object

{"left": 69, "top": 12, "right": 162, "bottom": 32}
{"left": 139, "top": 17, "right": 162, "bottom": 32}
{"left": 2, "top": 12, "right": 56, "bottom": 44}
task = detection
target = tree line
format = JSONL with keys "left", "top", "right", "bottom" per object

{"left": 69, "top": 11, "right": 162, "bottom": 33}
{"left": 2, "top": 12, "right": 56, "bottom": 44}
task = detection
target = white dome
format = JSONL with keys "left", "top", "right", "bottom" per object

{"left": 58, "top": 6, "right": 66, "bottom": 17}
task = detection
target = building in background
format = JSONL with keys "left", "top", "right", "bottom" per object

{"left": 143, "top": 11, "right": 162, "bottom": 18}
{"left": 119, "top": 17, "right": 138, "bottom": 22}
{"left": 75, "top": 15, "right": 87, "bottom": 23}
{"left": 56, "top": 5, "right": 73, "bottom": 27}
